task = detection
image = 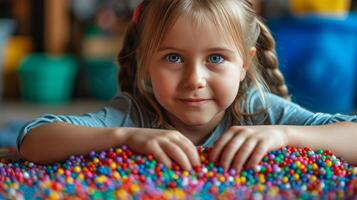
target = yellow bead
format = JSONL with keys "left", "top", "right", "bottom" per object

{"left": 173, "top": 188, "right": 185, "bottom": 200}
{"left": 130, "top": 184, "right": 140, "bottom": 193}
{"left": 74, "top": 166, "right": 81, "bottom": 173}
{"left": 93, "top": 158, "right": 99, "bottom": 164}
{"left": 182, "top": 170, "right": 190, "bottom": 177}
{"left": 240, "top": 176, "right": 246, "bottom": 184}
{"left": 66, "top": 177, "right": 74, "bottom": 184}
{"left": 295, "top": 161, "right": 301, "bottom": 168}
{"left": 163, "top": 190, "right": 173, "bottom": 199}
{"left": 49, "top": 191, "right": 60, "bottom": 200}
{"left": 57, "top": 168, "right": 64, "bottom": 175}
{"left": 95, "top": 175, "right": 106, "bottom": 184}
{"left": 310, "top": 175, "right": 317, "bottom": 182}
{"left": 312, "top": 163, "right": 318, "bottom": 170}
{"left": 293, "top": 174, "right": 300, "bottom": 181}
{"left": 326, "top": 160, "right": 332, "bottom": 167}
{"left": 282, "top": 176, "right": 289, "bottom": 184}
{"left": 259, "top": 174, "right": 265, "bottom": 183}
{"left": 219, "top": 176, "right": 225, "bottom": 182}
{"left": 110, "top": 163, "right": 117, "bottom": 170}
{"left": 11, "top": 183, "right": 18, "bottom": 189}
{"left": 353, "top": 167, "right": 357, "bottom": 174}
{"left": 257, "top": 184, "right": 265, "bottom": 193}
{"left": 173, "top": 174, "right": 179, "bottom": 180}
{"left": 115, "top": 189, "right": 127, "bottom": 198}
{"left": 78, "top": 174, "right": 84, "bottom": 180}
{"left": 113, "top": 171, "right": 120, "bottom": 179}
{"left": 235, "top": 177, "right": 240, "bottom": 184}
{"left": 116, "top": 148, "right": 122, "bottom": 154}
{"left": 207, "top": 171, "right": 214, "bottom": 178}
{"left": 200, "top": 155, "right": 206, "bottom": 162}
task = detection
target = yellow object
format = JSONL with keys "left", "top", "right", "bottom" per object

{"left": 310, "top": 175, "right": 317, "bottom": 182}
{"left": 49, "top": 191, "right": 60, "bottom": 200}
{"left": 289, "top": 0, "right": 351, "bottom": 16}
{"left": 74, "top": 166, "right": 81, "bottom": 173}
{"left": 110, "top": 162, "right": 117, "bottom": 170}
{"left": 129, "top": 184, "right": 140, "bottom": 193}
{"left": 115, "top": 189, "right": 128, "bottom": 199}
{"left": 4, "top": 36, "right": 32, "bottom": 72}
{"left": 95, "top": 175, "right": 106, "bottom": 184}
{"left": 282, "top": 176, "right": 289, "bottom": 184}
{"left": 113, "top": 171, "right": 121, "bottom": 179}
{"left": 182, "top": 170, "right": 190, "bottom": 177}
{"left": 258, "top": 174, "right": 265, "bottom": 183}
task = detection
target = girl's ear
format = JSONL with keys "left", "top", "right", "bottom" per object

{"left": 241, "top": 47, "right": 256, "bottom": 81}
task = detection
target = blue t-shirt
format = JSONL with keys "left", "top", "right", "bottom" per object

{"left": 17, "top": 89, "right": 357, "bottom": 151}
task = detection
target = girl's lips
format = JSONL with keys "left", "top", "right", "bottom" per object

{"left": 180, "top": 98, "right": 211, "bottom": 107}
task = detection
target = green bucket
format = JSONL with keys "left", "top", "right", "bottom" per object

{"left": 84, "top": 58, "right": 119, "bottom": 100}
{"left": 18, "top": 53, "right": 77, "bottom": 104}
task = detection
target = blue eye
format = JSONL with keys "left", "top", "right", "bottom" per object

{"left": 166, "top": 54, "right": 183, "bottom": 63}
{"left": 208, "top": 54, "right": 224, "bottom": 64}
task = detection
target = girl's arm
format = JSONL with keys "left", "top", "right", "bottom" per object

{"left": 19, "top": 122, "right": 128, "bottom": 164}
{"left": 287, "top": 121, "right": 357, "bottom": 165}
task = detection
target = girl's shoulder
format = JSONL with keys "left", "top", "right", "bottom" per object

{"left": 108, "top": 92, "right": 147, "bottom": 127}
{"left": 243, "top": 87, "right": 309, "bottom": 125}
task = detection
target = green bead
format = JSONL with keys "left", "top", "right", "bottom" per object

{"left": 208, "top": 162, "right": 215, "bottom": 169}
{"left": 284, "top": 166, "right": 290, "bottom": 172}
{"left": 316, "top": 149, "right": 324, "bottom": 155}
{"left": 261, "top": 167, "right": 266, "bottom": 173}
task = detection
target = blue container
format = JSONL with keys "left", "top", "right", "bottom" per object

{"left": 84, "top": 58, "right": 119, "bottom": 100}
{"left": 269, "top": 14, "right": 357, "bottom": 114}
{"left": 18, "top": 53, "right": 77, "bottom": 104}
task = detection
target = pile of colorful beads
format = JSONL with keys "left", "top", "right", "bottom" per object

{"left": 1, "top": 146, "right": 357, "bottom": 199}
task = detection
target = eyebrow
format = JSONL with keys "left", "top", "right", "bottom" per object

{"left": 158, "top": 46, "right": 236, "bottom": 54}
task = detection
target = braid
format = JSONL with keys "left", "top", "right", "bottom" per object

{"left": 255, "top": 19, "right": 290, "bottom": 100}
{"left": 118, "top": 22, "right": 139, "bottom": 94}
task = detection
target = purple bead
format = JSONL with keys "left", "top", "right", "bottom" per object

{"left": 99, "top": 154, "right": 106, "bottom": 159}
{"left": 229, "top": 169, "right": 236, "bottom": 176}
{"left": 89, "top": 151, "right": 96, "bottom": 157}
{"left": 116, "top": 157, "right": 123, "bottom": 163}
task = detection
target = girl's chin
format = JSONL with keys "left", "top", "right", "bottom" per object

{"left": 179, "top": 117, "right": 213, "bottom": 126}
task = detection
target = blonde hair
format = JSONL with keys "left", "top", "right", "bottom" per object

{"left": 118, "top": 0, "right": 289, "bottom": 128}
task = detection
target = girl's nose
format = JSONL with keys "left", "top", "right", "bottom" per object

{"left": 182, "top": 63, "right": 207, "bottom": 90}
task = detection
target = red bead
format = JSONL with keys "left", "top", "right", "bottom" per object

{"left": 147, "top": 154, "right": 153, "bottom": 161}
{"left": 209, "top": 186, "right": 218, "bottom": 194}
{"left": 167, "top": 181, "right": 176, "bottom": 188}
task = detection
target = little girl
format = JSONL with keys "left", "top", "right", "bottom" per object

{"left": 18, "top": 0, "right": 357, "bottom": 173}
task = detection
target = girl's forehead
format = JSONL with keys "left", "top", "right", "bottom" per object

{"left": 160, "top": 15, "right": 241, "bottom": 51}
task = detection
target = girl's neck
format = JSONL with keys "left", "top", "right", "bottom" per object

{"left": 166, "top": 111, "right": 226, "bottom": 146}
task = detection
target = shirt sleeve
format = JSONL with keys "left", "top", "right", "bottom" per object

{"left": 16, "top": 93, "right": 142, "bottom": 151}
{"left": 246, "top": 89, "right": 357, "bottom": 125}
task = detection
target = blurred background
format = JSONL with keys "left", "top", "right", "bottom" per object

{"left": 0, "top": 0, "right": 356, "bottom": 148}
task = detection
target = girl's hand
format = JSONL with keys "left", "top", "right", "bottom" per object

{"left": 121, "top": 128, "right": 201, "bottom": 171}
{"left": 209, "top": 125, "right": 289, "bottom": 173}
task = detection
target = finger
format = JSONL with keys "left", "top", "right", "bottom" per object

{"left": 150, "top": 141, "right": 173, "bottom": 169}
{"left": 209, "top": 130, "right": 235, "bottom": 162}
{"left": 245, "top": 140, "right": 269, "bottom": 169}
{"left": 172, "top": 136, "right": 201, "bottom": 167}
{"left": 219, "top": 135, "right": 246, "bottom": 170}
{"left": 161, "top": 140, "right": 192, "bottom": 171}
{"left": 231, "top": 138, "right": 257, "bottom": 173}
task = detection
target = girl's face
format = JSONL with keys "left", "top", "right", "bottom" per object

{"left": 148, "top": 16, "right": 247, "bottom": 129}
